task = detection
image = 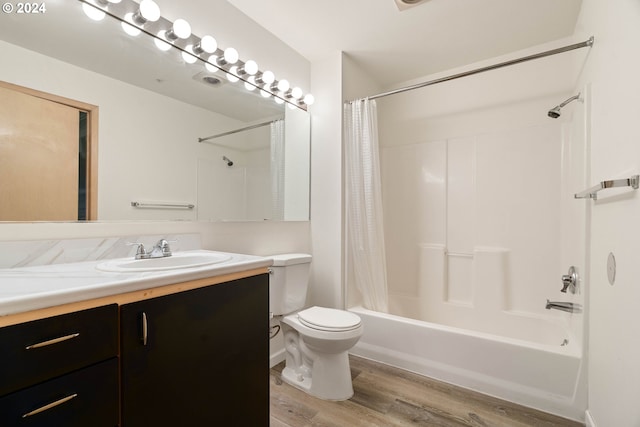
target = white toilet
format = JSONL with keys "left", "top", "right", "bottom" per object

{"left": 270, "top": 253, "right": 363, "bottom": 401}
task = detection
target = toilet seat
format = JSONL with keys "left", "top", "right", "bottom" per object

{"left": 297, "top": 306, "right": 362, "bottom": 332}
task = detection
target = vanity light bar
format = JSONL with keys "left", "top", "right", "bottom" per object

{"left": 78, "top": 0, "right": 314, "bottom": 109}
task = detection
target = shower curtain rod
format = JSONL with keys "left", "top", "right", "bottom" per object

{"left": 356, "top": 36, "right": 594, "bottom": 102}
{"left": 198, "top": 119, "right": 282, "bottom": 143}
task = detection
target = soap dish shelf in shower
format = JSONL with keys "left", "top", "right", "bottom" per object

{"left": 574, "top": 175, "right": 639, "bottom": 200}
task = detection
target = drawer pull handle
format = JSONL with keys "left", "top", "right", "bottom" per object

{"left": 142, "top": 312, "right": 148, "bottom": 346}
{"left": 25, "top": 333, "right": 80, "bottom": 350}
{"left": 22, "top": 393, "right": 78, "bottom": 418}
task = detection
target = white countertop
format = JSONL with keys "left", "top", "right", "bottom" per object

{"left": 0, "top": 250, "right": 272, "bottom": 316}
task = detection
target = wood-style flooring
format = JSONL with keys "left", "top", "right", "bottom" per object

{"left": 270, "top": 355, "right": 584, "bottom": 427}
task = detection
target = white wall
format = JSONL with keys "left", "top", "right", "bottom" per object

{"left": 265, "top": 50, "right": 345, "bottom": 367}
{"left": 307, "top": 52, "right": 344, "bottom": 308}
{"left": 573, "top": 1, "right": 640, "bottom": 425}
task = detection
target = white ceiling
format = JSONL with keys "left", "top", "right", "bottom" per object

{"left": 0, "top": 0, "right": 583, "bottom": 118}
{"left": 228, "top": 0, "right": 583, "bottom": 87}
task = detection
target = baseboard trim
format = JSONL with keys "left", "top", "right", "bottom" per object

{"left": 585, "top": 410, "right": 596, "bottom": 427}
{"left": 270, "top": 348, "right": 285, "bottom": 368}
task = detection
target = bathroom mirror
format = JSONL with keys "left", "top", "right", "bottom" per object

{"left": 0, "top": 0, "right": 310, "bottom": 222}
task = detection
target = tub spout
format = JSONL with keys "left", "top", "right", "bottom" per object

{"left": 545, "top": 300, "right": 582, "bottom": 313}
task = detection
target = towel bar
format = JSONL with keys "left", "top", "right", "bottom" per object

{"left": 131, "top": 201, "right": 195, "bottom": 209}
{"left": 574, "top": 175, "right": 639, "bottom": 200}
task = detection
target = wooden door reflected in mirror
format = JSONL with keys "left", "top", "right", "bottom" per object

{"left": 0, "top": 81, "right": 98, "bottom": 221}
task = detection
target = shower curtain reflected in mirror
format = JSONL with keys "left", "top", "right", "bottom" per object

{"left": 344, "top": 99, "right": 389, "bottom": 312}
{"left": 270, "top": 119, "right": 285, "bottom": 220}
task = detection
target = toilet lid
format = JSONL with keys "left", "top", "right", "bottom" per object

{"left": 297, "top": 306, "right": 361, "bottom": 332}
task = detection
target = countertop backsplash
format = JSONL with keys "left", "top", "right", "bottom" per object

{"left": 0, "top": 234, "right": 201, "bottom": 269}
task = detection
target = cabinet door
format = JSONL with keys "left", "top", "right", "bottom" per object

{"left": 120, "top": 274, "right": 269, "bottom": 426}
{"left": 0, "top": 358, "right": 118, "bottom": 427}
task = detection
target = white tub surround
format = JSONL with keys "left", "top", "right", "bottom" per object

{"left": 351, "top": 92, "right": 589, "bottom": 422}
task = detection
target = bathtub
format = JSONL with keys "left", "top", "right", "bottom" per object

{"left": 349, "top": 305, "right": 586, "bottom": 421}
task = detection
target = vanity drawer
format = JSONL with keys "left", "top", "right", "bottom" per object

{"left": 0, "top": 358, "right": 118, "bottom": 427}
{"left": 0, "top": 304, "right": 118, "bottom": 396}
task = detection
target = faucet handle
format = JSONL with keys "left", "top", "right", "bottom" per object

{"left": 560, "top": 266, "right": 578, "bottom": 293}
{"left": 127, "top": 242, "right": 147, "bottom": 259}
{"left": 155, "top": 239, "right": 176, "bottom": 256}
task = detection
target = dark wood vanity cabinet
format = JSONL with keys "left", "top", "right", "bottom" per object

{"left": 0, "top": 304, "right": 119, "bottom": 427}
{"left": 0, "top": 272, "right": 268, "bottom": 426}
{"left": 120, "top": 274, "right": 269, "bottom": 426}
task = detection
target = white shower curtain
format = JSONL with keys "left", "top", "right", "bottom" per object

{"left": 344, "top": 98, "right": 389, "bottom": 312}
{"left": 270, "top": 119, "right": 285, "bottom": 220}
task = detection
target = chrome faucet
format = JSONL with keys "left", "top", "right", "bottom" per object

{"left": 129, "top": 239, "right": 173, "bottom": 260}
{"left": 545, "top": 299, "right": 582, "bottom": 313}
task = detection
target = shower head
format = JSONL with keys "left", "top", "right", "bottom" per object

{"left": 547, "top": 107, "right": 562, "bottom": 119}
{"left": 222, "top": 156, "right": 233, "bottom": 167}
{"left": 547, "top": 93, "right": 581, "bottom": 119}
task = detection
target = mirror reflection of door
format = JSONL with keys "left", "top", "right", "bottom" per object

{"left": 0, "top": 81, "right": 97, "bottom": 221}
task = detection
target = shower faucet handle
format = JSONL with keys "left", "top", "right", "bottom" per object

{"left": 561, "top": 266, "right": 578, "bottom": 294}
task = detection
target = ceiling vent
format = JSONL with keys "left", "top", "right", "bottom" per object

{"left": 192, "top": 71, "right": 225, "bottom": 88}
{"left": 394, "top": 0, "right": 429, "bottom": 11}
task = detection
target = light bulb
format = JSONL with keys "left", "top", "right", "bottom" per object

{"left": 121, "top": 13, "right": 141, "bottom": 36}
{"left": 166, "top": 18, "right": 191, "bottom": 40}
{"left": 223, "top": 47, "right": 239, "bottom": 65}
{"left": 195, "top": 35, "right": 217, "bottom": 54}
{"left": 287, "top": 103, "right": 297, "bottom": 109}
{"left": 260, "top": 70, "right": 275, "bottom": 85}
{"left": 244, "top": 76, "right": 257, "bottom": 91}
{"left": 154, "top": 31, "right": 172, "bottom": 51}
{"left": 134, "top": 0, "right": 160, "bottom": 25}
{"left": 140, "top": 0, "right": 160, "bottom": 21}
{"left": 277, "top": 79, "right": 290, "bottom": 93}
{"left": 303, "top": 94, "right": 315, "bottom": 105}
{"left": 205, "top": 55, "right": 219, "bottom": 72}
{"left": 275, "top": 97, "right": 284, "bottom": 105}
{"left": 182, "top": 46, "right": 198, "bottom": 64}
{"left": 82, "top": 2, "right": 106, "bottom": 21}
{"left": 226, "top": 66, "right": 240, "bottom": 83}
{"left": 243, "top": 60, "right": 258, "bottom": 75}
{"left": 260, "top": 86, "right": 271, "bottom": 98}
{"left": 291, "top": 87, "right": 303, "bottom": 100}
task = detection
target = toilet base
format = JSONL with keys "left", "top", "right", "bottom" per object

{"left": 281, "top": 351, "right": 354, "bottom": 401}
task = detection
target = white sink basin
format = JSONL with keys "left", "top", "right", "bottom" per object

{"left": 96, "top": 251, "right": 232, "bottom": 272}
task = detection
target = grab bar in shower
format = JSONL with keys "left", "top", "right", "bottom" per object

{"left": 574, "top": 175, "right": 639, "bottom": 200}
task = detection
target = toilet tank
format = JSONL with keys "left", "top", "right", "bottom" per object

{"left": 269, "top": 253, "right": 312, "bottom": 315}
